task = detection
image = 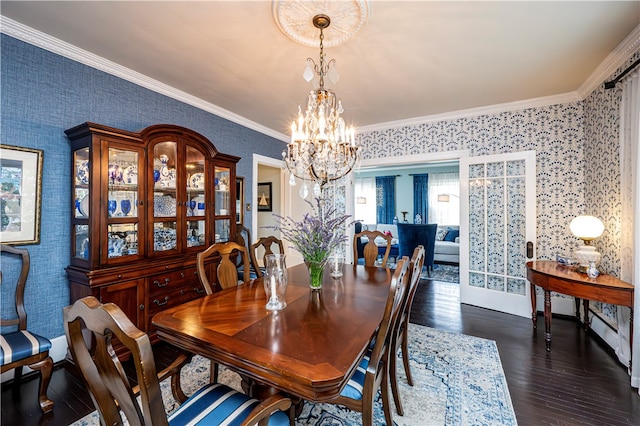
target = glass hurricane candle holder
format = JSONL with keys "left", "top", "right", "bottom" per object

{"left": 331, "top": 253, "right": 343, "bottom": 278}
{"left": 264, "top": 254, "right": 287, "bottom": 311}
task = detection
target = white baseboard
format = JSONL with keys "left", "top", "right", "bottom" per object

{"left": 535, "top": 294, "right": 624, "bottom": 365}
{"left": 1, "top": 335, "right": 68, "bottom": 384}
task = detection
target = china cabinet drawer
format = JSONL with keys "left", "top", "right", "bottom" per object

{"left": 148, "top": 267, "right": 198, "bottom": 297}
{"left": 147, "top": 283, "right": 205, "bottom": 317}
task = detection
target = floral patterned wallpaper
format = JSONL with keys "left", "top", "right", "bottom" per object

{"left": 358, "top": 104, "right": 585, "bottom": 262}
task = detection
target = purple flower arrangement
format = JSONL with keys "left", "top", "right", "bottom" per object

{"left": 269, "top": 197, "right": 351, "bottom": 263}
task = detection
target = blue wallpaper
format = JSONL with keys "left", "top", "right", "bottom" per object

{"left": 1, "top": 34, "right": 285, "bottom": 339}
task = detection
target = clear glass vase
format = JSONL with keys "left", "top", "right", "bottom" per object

{"left": 305, "top": 259, "right": 327, "bottom": 290}
{"left": 264, "top": 254, "right": 287, "bottom": 310}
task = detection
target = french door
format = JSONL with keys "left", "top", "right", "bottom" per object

{"left": 460, "top": 151, "right": 536, "bottom": 318}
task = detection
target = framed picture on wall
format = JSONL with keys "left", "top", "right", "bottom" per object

{"left": 257, "top": 182, "right": 272, "bottom": 212}
{"left": 0, "top": 144, "right": 43, "bottom": 245}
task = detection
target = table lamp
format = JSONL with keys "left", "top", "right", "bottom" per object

{"left": 569, "top": 215, "right": 605, "bottom": 271}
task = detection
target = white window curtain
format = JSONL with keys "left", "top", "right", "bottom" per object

{"left": 428, "top": 172, "right": 460, "bottom": 225}
{"left": 354, "top": 177, "right": 377, "bottom": 224}
{"left": 619, "top": 69, "right": 640, "bottom": 390}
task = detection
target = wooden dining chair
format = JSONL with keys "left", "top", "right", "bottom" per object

{"left": 353, "top": 230, "right": 392, "bottom": 267}
{"left": 196, "top": 241, "right": 252, "bottom": 383}
{"left": 0, "top": 245, "right": 54, "bottom": 413}
{"left": 64, "top": 296, "right": 291, "bottom": 426}
{"left": 196, "top": 241, "right": 251, "bottom": 292}
{"left": 326, "top": 256, "right": 410, "bottom": 426}
{"left": 250, "top": 236, "right": 285, "bottom": 278}
{"left": 235, "top": 224, "right": 258, "bottom": 280}
{"left": 389, "top": 244, "right": 425, "bottom": 416}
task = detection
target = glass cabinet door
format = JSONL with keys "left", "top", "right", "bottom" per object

{"left": 186, "top": 145, "right": 206, "bottom": 248}
{"left": 215, "top": 166, "right": 231, "bottom": 242}
{"left": 72, "top": 147, "right": 90, "bottom": 260}
{"left": 151, "top": 141, "right": 178, "bottom": 254}
{"left": 106, "top": 146, "right": 142, "bottom": 262}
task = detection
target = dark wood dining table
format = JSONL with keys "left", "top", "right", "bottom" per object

{"left": 152, "top": 263, "right": 393, "bottom": 402}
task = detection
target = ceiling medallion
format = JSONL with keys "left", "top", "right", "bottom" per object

{"left": 272, "top": 0, "right": 370, "bottom": 47}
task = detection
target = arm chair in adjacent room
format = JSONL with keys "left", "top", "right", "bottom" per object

{"left": 64, "top": 296, "right": 291, "bottom": 426}
{"left": 250, "top": 236, "right": 285, "bottom": 278}
{"left": 353, "top": 230, "right": 392, "bottom": 267}
{"left": 0, "top": 244, "right": 54, "bottom": 413}
{"left": 389, "top": 245, "right": 425, "bottom": 416}
{"left": 325, "top": 257, "right": 410, "bottom": 426}
{"left": 396, "top": 223, "right": 437, "bottom": 276}
{"left": 196, "top": 241, "right": 251, "bottom": 382}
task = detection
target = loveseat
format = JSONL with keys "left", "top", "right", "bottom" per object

{"left": 434, "top": 225, "right": 460, "bottom": 264}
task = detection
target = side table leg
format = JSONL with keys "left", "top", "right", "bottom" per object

{"left": 630, "top": 308, "right": 634, "bottom": 370}
{"left": 574, "top": 297, "right": 581, "bottom": 327}
{"left": 530, "top": 283, "right": 537, "bottom": 329}
{"left": 544, "top": 289, "right": 552, "bottom": 351}
{"left": 582, "top": 299, "right": 590, "bottom": 331}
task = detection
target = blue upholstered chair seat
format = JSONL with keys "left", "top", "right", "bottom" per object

{"left": 0, "top": 330, "right": 52, "bottom": 366}
{"left": 168, "top": 382, "right": 289, "bottom": 426}
{"left": 340, "top": 353, "right": 371, "bottom": 401}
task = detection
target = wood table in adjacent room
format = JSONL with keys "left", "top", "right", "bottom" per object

{"left": 152, "top": 263, "right": 392, "bottom": 403}
{"left": 526, "top": 260, "right": 634, "bottom": 355}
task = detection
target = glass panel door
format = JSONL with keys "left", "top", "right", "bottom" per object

{"left": 73, "top": 148, "right": 90, "bottom": 260}
{"left": 186, "top": 145, "right": 206, "bottom": 248}
{"left": 106, "top": 147, "right": 141, "bottom": 260}
{"left": 215, "top": 166, "right": 231, "bottom": 242}
{"left": 152, "top": 142, "right": 178, "bottom": 254}
{"left": 460, "top": 150, "right": 536, "bottom": 318}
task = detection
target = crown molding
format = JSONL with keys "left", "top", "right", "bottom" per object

{"left": 0, "top": 16, "right": 289, "bottom": 142}
{"left": 578, "top": 23, "right": 640, "bottom": 97}
{"left": 2, "top": 15, "right": 638, "bottom": 138}
{"left": 358, "top": 92, "right": 582, "bottom": 133}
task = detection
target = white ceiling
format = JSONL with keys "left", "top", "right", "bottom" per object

{"left": 2, "top": 1, "right": 639, "bottom": 141}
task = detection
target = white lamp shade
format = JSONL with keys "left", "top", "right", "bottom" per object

{"left": 569, "top": 215, "right": 605, "bottom": 241}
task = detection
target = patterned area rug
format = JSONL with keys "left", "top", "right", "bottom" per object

{"left": 72, "top": 324, "right": 516, "bottom": 426}
{"left": 424, "top": 264, "right": 460, "bottom": 283}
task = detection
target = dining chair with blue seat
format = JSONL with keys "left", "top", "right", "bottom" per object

{"left": 0, "top": 244, "right": 54, "bottom": 414}
{"left": 396, "top": 223, "right": 437, "bottom": 276}
{"left": 325, "top": 256, "right": 410, "bottom": 426}
{"left": 64, "top": 296, "right": 292, "bottom": 426}
{"left": 389, "top": 244, "right": 425, "bottom": 416}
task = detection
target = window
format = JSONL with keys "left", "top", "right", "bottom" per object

{"left": 428, "top": 172, "right": 459, "bottom": 225}
{"left": 354, "top": 177, "right": 376, "bottom": 224}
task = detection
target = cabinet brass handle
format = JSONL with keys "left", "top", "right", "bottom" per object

{"left": 194, "top": 287, "right": 204, "bottom": 294}
{"left": 139, "top": 304, "right": 145, "bottom": 310}
{"left": 153, "top": 296, "right": 169, "bottom": 306}
{"left": 154, "top": 278, "right": 170, "bottom": 288}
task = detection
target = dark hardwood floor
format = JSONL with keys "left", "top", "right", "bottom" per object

{"left": 3, "top": 278, "right": 639, "bottom": 425}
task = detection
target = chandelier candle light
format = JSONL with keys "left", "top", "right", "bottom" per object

{"left": 283, "top": 14, "right": 359, "bottom": 192}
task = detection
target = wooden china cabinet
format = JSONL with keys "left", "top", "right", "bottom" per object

{"left": 65, "top": 122, "right": 238, "bottom": 357}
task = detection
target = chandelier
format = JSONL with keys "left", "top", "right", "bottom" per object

{"left": 282, "top": 14, "right": 359, "bottom": 192}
